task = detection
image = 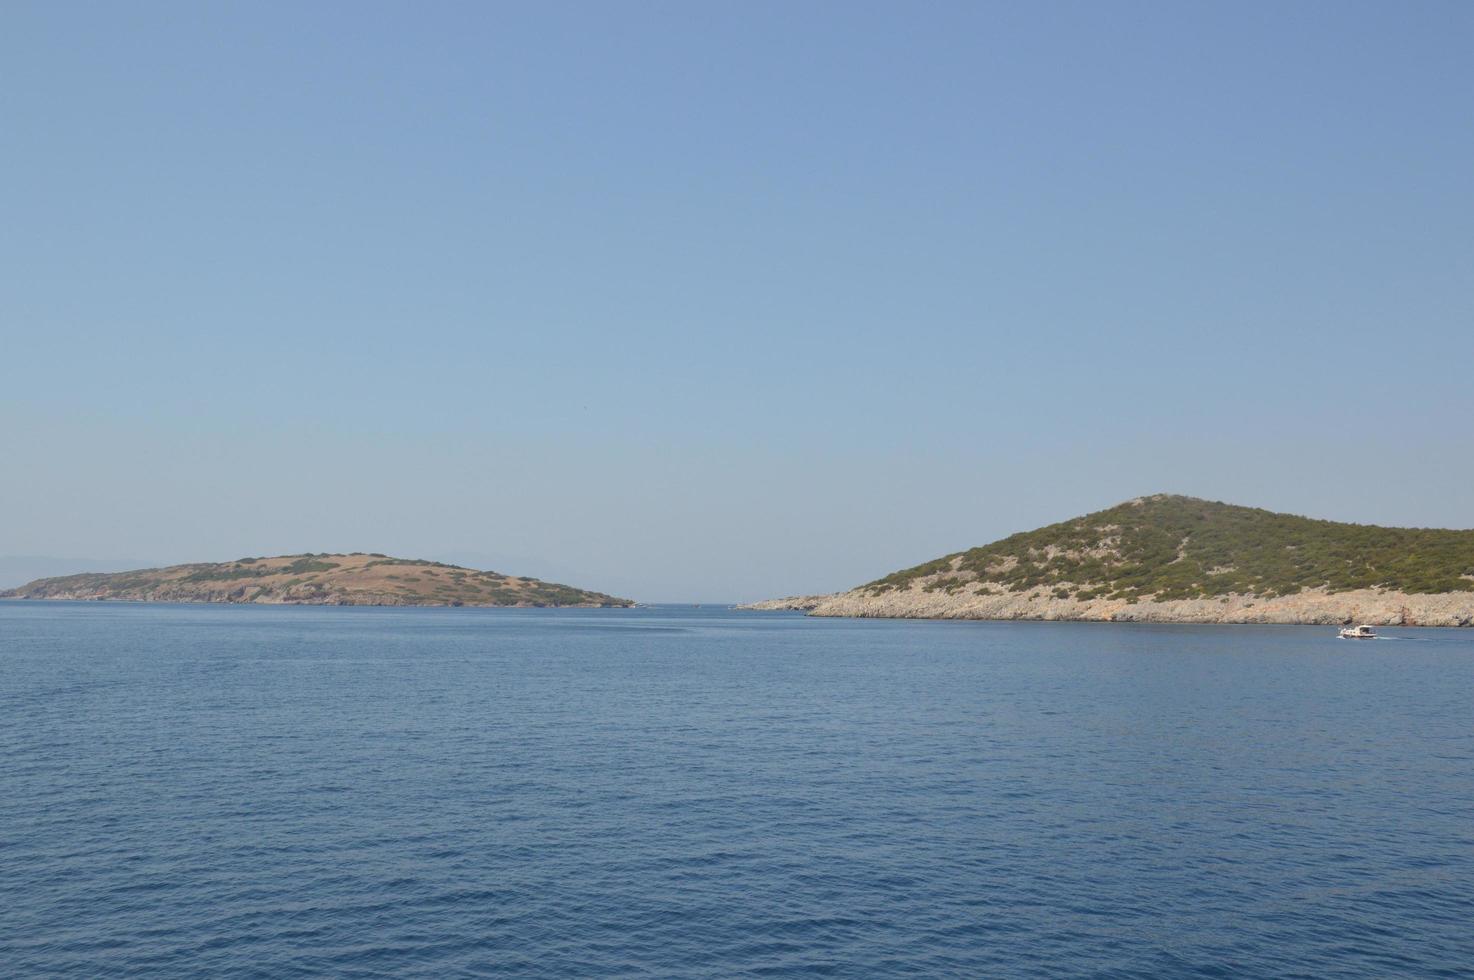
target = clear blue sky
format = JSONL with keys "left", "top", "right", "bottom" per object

{"left": 4, "top": 1, "right": 1471, "bottom": 602}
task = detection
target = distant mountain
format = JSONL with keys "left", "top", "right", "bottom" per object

{"left": 1, "top": 553, "right": 633, "bottom": 608}
{"left": 742, "top": 495, "right": 1474, "bottom": 626}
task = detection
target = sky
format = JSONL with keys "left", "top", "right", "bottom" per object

{"left": 3, "top": 1, "right": 1472, "bottom": 602}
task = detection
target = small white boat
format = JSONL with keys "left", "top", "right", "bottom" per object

{"left": 1338, "top": 624, "right": 1377, "bottom": 640}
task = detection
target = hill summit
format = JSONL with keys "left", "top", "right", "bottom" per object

{"left": 745, "top": 495, "right": 1474, "bottom": 626}
{"left": 1, "top": 553, "right": 633, "bottom": 608}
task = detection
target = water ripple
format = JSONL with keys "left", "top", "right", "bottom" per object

{"left": 1, "top": 603, "right": 1472, "bottom": 977}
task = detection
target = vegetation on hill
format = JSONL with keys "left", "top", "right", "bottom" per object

{"left": 865, "top": 495, "right": 1474, "bottom": 602}
{"left": 1, "top": 553, "right": 633, "bottom": 607}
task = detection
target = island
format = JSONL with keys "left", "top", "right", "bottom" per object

{"left": 740, "top": 495, "right": 1474, "bottom": 626}
{"left": 1, "top": 553, "right": 634, "bottom": 608}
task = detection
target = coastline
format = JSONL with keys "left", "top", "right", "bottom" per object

{"left": 741, "top": 586, "right": 1474, "bottom": 627}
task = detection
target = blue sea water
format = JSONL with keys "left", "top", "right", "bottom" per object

{"left": 2, "top": 602, "right": 1472, "bottom": 978}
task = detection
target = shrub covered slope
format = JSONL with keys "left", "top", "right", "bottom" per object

{"left": 866, "top": 495, "right": 1474, "bottom": 602}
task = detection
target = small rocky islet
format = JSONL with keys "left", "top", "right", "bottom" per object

{"left": 1, "top": 553, "right": 633, "bottom": 608}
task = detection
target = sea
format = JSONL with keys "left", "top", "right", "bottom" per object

{"left": 2, "top": 601, "right": 1472, "bottom": 978}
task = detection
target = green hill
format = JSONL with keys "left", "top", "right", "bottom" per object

{"left": 1, "top": 553, "right": 633, "bottom": 607}
{"left": 865, "top": 495, "right": 1474, "bottom": 602}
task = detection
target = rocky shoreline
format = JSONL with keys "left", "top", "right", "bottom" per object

{"left": 735, "top": 595, "right": 832, "bottom": 612}
{"left": 740, "top": 586, "right": 1474, "bottom": 627}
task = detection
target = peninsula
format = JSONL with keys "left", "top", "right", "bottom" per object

{"left": 1, "top": 553, "right": 633, "bottom": 608}
{"left": 741, "top": 495, "right": 1474, "bottom": 626}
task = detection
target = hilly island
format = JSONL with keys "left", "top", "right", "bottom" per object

{"left": 743, "top": 495, "right": 1474, "bottom": 627}
{"left": 0, "top": 553, "right": 633, "bottom": 608}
